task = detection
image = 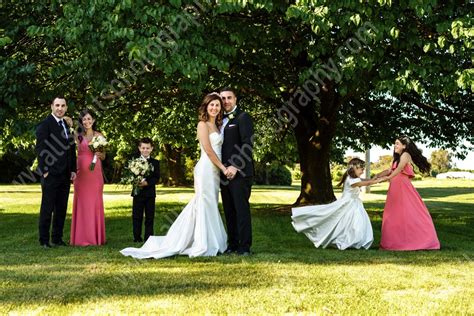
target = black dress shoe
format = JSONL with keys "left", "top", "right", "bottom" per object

{"left": 237, "top": 251, "right": 251, "bottom": 256}
{"left": 224, "top": 248, "right": 236, "bottom": 255}
{"left": 134, "top": 238, "right": 143, "bottom": 243}
{"left": 51, "top": 240, "right": 67, "bottom": 246}
{"left": 41, "top": 243, "right": 52, "bottom": 249}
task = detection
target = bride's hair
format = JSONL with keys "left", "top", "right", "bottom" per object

{"left": 199, "top": 93, "right": 224, "bottom": 128}
{"left": 337, "top": 158, "right": 365, "bottom": 188}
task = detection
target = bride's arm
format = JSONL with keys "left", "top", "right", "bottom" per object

{"left": 197, "top": 122, "right": 227, "bottom": 173}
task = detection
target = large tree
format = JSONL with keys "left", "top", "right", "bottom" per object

{"left": 1, "top": 1, "right": 472, "bottom": 203}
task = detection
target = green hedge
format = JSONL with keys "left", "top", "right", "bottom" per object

{"left": 255, "top": 162, "right": 292, "bottom": 186}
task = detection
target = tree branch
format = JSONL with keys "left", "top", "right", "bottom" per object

{"left": 399, "top": 94, "right": 474, "bottom": 123}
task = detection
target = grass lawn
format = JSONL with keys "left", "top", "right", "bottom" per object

{"left": 0, "top": 179, "right": 473, "bottom": 314}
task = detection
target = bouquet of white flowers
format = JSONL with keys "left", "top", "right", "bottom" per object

{"left": 88, "top": 135, "right": 109, "bottom": 170}
{"left": 120, "top": 157, "right": 154, "bottom": 196}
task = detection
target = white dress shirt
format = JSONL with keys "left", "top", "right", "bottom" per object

{"left": 222, "top": 106, "right": 238, "bottom": 132}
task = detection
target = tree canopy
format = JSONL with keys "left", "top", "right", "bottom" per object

{"left": 1, "top": 0, "right": 472, "bottom": 203}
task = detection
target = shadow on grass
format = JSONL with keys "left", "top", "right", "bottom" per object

{"left": 415, "top": 187, "right": 474, "bottom": 198}
{"left": 0, "top": 261, "right": 267, "bottom": 306}
{"left": 1, "top": 203, "right": 472, "bottom": 264}
{"left": 369, "top": 186, "right": 474, "bottom": 199}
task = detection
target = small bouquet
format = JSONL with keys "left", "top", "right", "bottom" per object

{"left": 88, "top": 135, "right": 109, "bottom": 170}
{"left": 120, "top": 157, "right": 154, "bottom": 196}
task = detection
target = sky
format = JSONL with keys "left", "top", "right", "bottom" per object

{"left": 346, "top": 144, "right": 474, "bottom": 171}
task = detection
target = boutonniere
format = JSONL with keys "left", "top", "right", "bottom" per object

{"left": 228, "top": 113, "right": 235, "bottom": 120}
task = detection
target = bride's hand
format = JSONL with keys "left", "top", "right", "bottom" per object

{"left": 226, "top": 166, "right": 238, "bottom": 180}
{"left": 223, "top": 167, "right": 236, "bottom": 179}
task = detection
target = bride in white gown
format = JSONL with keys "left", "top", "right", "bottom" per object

{"left": 121, "top": 93, "right": 229, "bottom": 259}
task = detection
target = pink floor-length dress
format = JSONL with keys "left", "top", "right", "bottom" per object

{"left": 70, "top": 138, "right": 106, "bottom": 246}
{"left": 380, "top": 162, "right": 440, "bottom": 250}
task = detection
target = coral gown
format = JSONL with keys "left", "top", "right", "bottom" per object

{"left": 380, "top": 162, "right": 440, "bottom": 250}
{"left": 70, "top": 138, "right": 106, "bottom": 246}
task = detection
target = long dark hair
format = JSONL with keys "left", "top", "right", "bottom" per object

{"left": 77, "top": 109, "right": 99, "bottom": 143}
{"left": 199, "top": 93, "right": 224, "bottom": 128}
{"left": 337, "top": 158, "right": 365, "bottom": 187}
{"left": 393, "top": 135, "right": 431, "bottom": 173}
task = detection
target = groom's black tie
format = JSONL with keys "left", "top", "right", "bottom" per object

{"left": 58, "top": 120, "right": 68, "bottom": 140}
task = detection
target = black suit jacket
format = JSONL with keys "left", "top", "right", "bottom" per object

{"left": 35, "top": 114, "right": 76, "bottom": 176}
{"left": 222, "top": 108, "right": 254, "bottom": 178}
{"left": 134, "top": 157, "right": 160, "bottom": 198}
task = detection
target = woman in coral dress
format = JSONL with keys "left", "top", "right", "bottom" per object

{"left": 70, "top": 109, "right": 106, "bottom": 246}
{"left": 377, "top": 135, "right": 440, "bottom": 251}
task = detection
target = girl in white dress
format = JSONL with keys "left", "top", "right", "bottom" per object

{"left": 291, "top": 158, "right": 384, "bottom": 250}
{"left": 120, "top": 93, "right": 229, "bottom": 259}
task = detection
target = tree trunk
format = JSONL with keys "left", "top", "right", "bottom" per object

{"left": 161, "top": 144, "right": 186, "bottom": 186}
{"left": 290, "top": 82, "right": 340, "bottom": 205}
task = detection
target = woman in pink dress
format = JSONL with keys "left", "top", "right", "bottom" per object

{"left": 70, "top": 109, "right": 106, "bottom": 246}
{"left": 377, "top": 135, "right": 440, "bottom": 251}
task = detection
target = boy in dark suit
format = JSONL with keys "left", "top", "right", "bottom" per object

{"left": 132, "top": 137, "right": 160, "bottom": 242}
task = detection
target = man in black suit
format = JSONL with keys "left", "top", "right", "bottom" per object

{"left": 35, "top": 96, "right": 77, "bottom": 248}
{"left": 132, "top": 137, "right": 160, "bottom": 242}
{"left": 220, "top": 88, "right": 254, "bottom": 256}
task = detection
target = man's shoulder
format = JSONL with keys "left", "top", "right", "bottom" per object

{"left": 235, "top": 110, "right": 252, "bottom": 124}
{"left": 42, "top": 114, "right": 53, "bottom": 122}
{"left": 235, "top": 108, "right": 251, "bottom": 118}
{"left": 37, "top": 115, "right": 53, "bottom": 129}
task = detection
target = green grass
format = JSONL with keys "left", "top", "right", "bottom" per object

{"left": 0, "top": 179, "right": 473, "bottom": 314}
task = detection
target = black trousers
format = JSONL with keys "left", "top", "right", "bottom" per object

{"left": 221, "top": 176, "right": 253, "bottom": 252}
{"left": 39, "top": 173, "right": 70, "bottom": 244}
{"left": 132, "top": 195, "right": 155, "bottom": 241}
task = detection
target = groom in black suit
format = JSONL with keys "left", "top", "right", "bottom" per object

{"left": 35, "top": 96, "right": 76, "bottom": 248}
{"left": 220, "top": 88, "right": 254, "bottom": 256}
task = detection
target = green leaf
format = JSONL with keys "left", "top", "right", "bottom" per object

{"left": 437, "top": 36, "right": 445, "bottom": 48}
{"left": 169, "top": 0, "right": 181, "bottom": 8}
{"left": 0, "top": 36, "right": 12, "bottom": 47}
{"left": 350, "top": 14, "right": 361, "bottom": 26}
{"left": 390, "top": 27, "right": 399, "bottom": 39}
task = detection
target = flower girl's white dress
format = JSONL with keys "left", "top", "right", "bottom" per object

{"left": 291, "top": 176, "right": 373, "bottom": 250}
